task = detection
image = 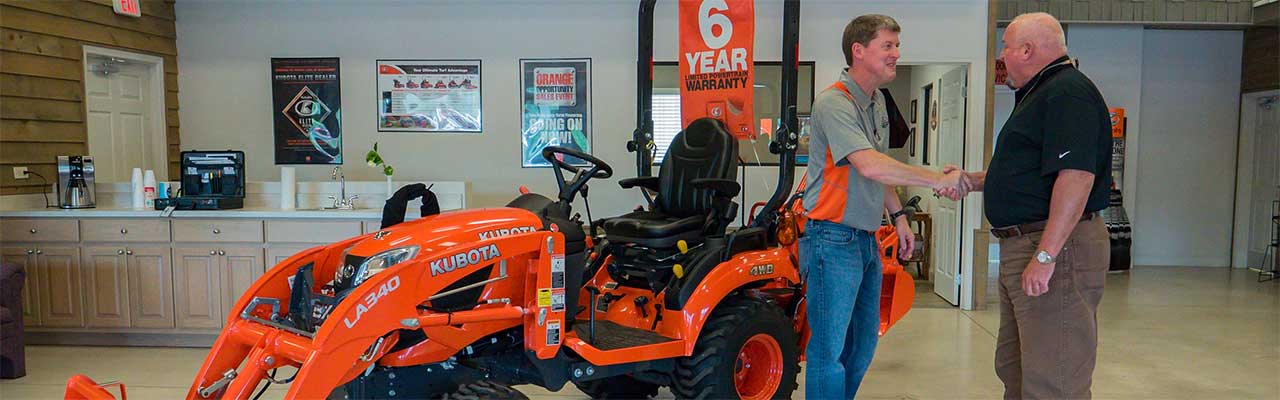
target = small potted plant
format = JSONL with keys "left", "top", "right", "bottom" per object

{"left": 366, "top": 142, "right": 395, "bottom": 198}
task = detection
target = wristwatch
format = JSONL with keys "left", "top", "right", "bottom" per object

{"left": 1035, "top": 250, "right": 1056, "bottom": 264}
{"left": 889, "top": 209, "right": 909, "bottom": 222}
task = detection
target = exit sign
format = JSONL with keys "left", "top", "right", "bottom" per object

{"left": 113, "top": 0, "right": 141, "bottom": 17}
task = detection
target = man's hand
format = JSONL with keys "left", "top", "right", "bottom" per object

{"left": 895, "top": 217, "right": 915, "bottom": 260}
{"left": 1021, "top": 258, "right": 1056, "bottom": 296}
{"left": 932, "top": 167, "right": 969, "bottom": 200}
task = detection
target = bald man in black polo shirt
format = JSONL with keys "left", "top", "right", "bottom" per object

{"left": 943, "top": 12, "right": 1112, "bottom": 399}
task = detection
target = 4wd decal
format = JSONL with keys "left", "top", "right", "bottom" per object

{"left": 430, "top": 244, "right": 502, "bottom": 277}
{"left": 342, "top": 276, "right": 401, "bottom": 329}
{"left": 478, "top": 226, "right": 538, "bottom": 240}
{"left": 749, "top": 264, "right": 775, "bottom": 276}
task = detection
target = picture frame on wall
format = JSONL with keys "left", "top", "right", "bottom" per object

{"left": 909, "top": 127, "right": 916, "bottom": 157}
{"left": 375, "top": 59, "right": 482, "bottom": 133}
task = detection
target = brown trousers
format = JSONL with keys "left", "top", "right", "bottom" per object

{"left": 995, "top": 217, "right": 1109, "bottom": 400}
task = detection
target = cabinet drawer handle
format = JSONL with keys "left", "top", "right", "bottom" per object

{"left": 117, "top": 250, "right": 125, "bottom": 255}
{"left": 218, "top": 250, "right": 226, "bottom": 256}
{"left": 126, "top": 250, "right": 133, "bottom": 255}
{"left": 121, "top": 228, "right": 129, "bottom": 234}
{"left": 212, "top": 228, "right": 221, "bottom": 234}
{"left": 209, "top": 250, "right": 217, "bottom": 255}
{"left": 29, "top": 228, "right": 37, "bottom": 234}
{"left": 26, "top": 249, "right": 33, "bottom": 255}
{"left": 35, "top": 250, "right": 42, "bottom": 255}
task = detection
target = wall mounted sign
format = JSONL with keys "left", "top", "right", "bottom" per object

{"left": 272, "top": 57, "right": 342, "bottom": 165}
{"left": 520, "top": 58, "right": 591, "bottom": 168}
{"left": 377, "top": 60, "right": 482, "bottom": 133}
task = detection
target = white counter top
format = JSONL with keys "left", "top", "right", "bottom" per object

{"left": 0, "top": 207, "right": 396, "bottom": 219}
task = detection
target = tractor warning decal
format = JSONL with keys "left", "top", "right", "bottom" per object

{"left": 537, "top": 288, "right": 553, "bottom": 308}
{"left": 546, "top": 320, "right": 561, "bottom": 346}
{"left": 430, "top": 244, "right": 501, "bottom": 277}
{"left": 550, "top": 289, "right": 565, "bottom": 312}
{"left": 551, "top": 255, "right": 566, "bottom": 289}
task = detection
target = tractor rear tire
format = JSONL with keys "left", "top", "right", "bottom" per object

{"left": 575, "top": 375, "right": 661, "bottom": 399}
{"left": 671, "top": 297, "right": 799, "bottom": 400}
{"left": 442, "top": 381, "right": 528, "bottom": 400}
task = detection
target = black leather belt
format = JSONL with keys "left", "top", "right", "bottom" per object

{"left": 991, "top": 212, "right": 1096, "bottom": 239}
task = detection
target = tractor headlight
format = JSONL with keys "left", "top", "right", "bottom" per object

{"left": 351, "top": 245, "right": 419, "bottom": 287}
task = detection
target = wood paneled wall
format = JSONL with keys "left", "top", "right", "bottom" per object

{"left": 1242, "top": 26, "right": 1278, "bottom": 93}
{"left": 0, "top": 0, "right": 179, "bottom": 195}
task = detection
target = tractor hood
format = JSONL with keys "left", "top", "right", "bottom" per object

{"left": 332, "top": 207, "right": 546, "bottom": 292}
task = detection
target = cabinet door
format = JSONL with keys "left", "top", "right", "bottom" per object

{"left": 220, "top": 246, "right": 265, "bottom": 321}
{"left": 266, "top": 246, "right": 313, "bottom": 268}
{"left": 81, "top": 247, "right": 131, "bottom": 328}
{"left": 128, "top": 246, "right": 174, "bottom": 328}
{"left": 37, "top": 246, "right": 83, "bottom": 327}
{"left": 172, "top": 247, "right": 222, "bottom": 329}
{"left": 0, "top": 247, "right": 39, "bottom": 326}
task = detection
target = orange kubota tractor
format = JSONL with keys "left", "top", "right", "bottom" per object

{"left": 65, "top": 1, "right": 915, "bottom": 399}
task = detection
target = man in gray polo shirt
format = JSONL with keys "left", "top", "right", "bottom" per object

{"left": 799, "top": 14, "right": 967, "bottom": 399}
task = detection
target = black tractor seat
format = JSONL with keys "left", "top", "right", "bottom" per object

{"left": 602, "top": 117, "right": 740, "bottom": 250}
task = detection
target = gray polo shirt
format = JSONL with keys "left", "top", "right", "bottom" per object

{"left": 802, "top": 69, "right": 890, "bottom": 232}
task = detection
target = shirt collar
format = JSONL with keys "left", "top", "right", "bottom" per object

{"left": 840, "top": 68, "right": 881, "bottom": 110}
{"left": 1014, "top": 55, "right": 1072, "bottom": 101}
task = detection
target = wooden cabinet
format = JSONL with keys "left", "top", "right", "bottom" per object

{"left": 35, "top": 246, "right": 83, "bottom": 328}
{"left": 171, "top": 247, "right": 223, "bottom": 330}
{"left": 220, "top": 246, "right": 265, "bottom": 321}
{"left": 127, "top": 246, "right": 174, "bottom": 328}
{"left": 81, "top": 246, "right": 131, "bottom": 327}
{"left": 1, "top": 247, "right": 40, "bottom": 327}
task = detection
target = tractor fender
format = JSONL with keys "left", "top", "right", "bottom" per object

{"left": 671, "top": 248, "right": 798, "bottom": 355}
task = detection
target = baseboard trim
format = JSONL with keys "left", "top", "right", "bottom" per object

{"left": 25, "top": 331, "right": 218, "bottom": 347}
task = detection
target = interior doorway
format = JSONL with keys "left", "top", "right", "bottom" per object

{"left": 82, "top": 46, "right": 168, "bottom": 182}
{"left": 1232, "top": 90, "right": 1280, "bottom": 270}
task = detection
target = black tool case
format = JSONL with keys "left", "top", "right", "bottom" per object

{"left": 155, "top": 150, "right": 246, "bottom": 210}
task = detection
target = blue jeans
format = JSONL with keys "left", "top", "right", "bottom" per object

{"left": 799, "top": 219, "right": 882, "bottom": 399}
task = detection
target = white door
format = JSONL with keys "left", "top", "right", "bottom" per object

{"left": 933, "top": 66, "right": 967, "bottom": 305}
{"left": 85, "top": 56, "right": 157, "bottom": 182}
{"left": 1247, "top": 96, "right": 1278, "bottom": 266}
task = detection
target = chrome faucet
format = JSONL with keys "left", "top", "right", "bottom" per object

{"left": 328, "top": 166, "right": 358, "bottom": 209}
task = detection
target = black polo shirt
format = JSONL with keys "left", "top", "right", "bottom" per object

{"left": 984, "top": 56, "right": 1113, "bottom": 228}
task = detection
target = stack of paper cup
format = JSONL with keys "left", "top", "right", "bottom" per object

{"left": 280, "top": 166, "right": 296, "bottom": 210}
{"left": 131, "top": 168, "right": 145, "bottom": 209}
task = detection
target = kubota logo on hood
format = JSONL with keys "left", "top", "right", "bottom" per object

{"left": 430, "top": 244, "right": 501, "bottom": 277}
{"left": 478, "top": 226, "right": 537, "bottom": 240}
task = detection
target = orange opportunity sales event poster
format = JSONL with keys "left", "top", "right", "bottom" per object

{"left": 679, "top": 0, "right": 754, "bottom": 138}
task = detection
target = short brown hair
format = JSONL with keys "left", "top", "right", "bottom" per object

{"left": 842, "top": 14, "right": 901, "bottom": 66}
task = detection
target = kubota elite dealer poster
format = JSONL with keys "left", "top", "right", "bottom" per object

{"left": 679, "top": 0, "right": 754, "bottom": 138}
{"left": 271, "top": 57, "right": 342, "bottom": 165}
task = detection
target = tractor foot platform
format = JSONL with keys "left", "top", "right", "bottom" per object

{"left": 573, "top": 320, "right": 677, "bottom": 350}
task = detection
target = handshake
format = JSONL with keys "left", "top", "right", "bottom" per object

{"left": 933, "top": 165, "right": 980, "bottom": 201}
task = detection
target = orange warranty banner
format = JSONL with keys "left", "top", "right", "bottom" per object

{"left": 679, "top": 0, "right": 754, "bottom": 138}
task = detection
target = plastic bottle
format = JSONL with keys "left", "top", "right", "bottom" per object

{"left": 143, "top": 170, "right": 157, "bottom": 208}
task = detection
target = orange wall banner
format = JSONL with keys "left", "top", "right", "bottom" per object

{"left": 679, "top": 0, "right": 754, "bottom": 138}
{"left": 1108, "top": 107, "right": 1125, "bottom": 138}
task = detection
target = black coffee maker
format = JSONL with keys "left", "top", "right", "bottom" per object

{"left": 56, "top": 155, "right": 96, "bottom": 209}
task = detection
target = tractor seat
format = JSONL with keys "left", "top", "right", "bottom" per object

{"left": 603, "top": 118, "right": 739, "bottom": 249}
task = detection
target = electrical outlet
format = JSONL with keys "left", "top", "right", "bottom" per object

{"left": 12, "top": 166, "right": 29, "bottom": 180}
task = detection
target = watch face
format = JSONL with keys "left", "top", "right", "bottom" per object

{"left": 1036, "top": 251, "right": 1052, "bottom": 263}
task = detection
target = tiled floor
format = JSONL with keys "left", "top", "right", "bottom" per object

{"left": 2, "top": 267, "right": 1276, "bottom": 399}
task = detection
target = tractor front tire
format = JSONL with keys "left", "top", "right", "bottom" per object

{"left": 442, "top": 381, "right": 528, "bottom": 400}
{"left": 575, "top": 375, "right": 661, "bottom": 399}
{"left": 671, "top": 297, "right": 800, "bottom": 400}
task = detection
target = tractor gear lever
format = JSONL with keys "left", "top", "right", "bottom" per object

{"left": 634, "top": 296, "right": 649, "bottom": 318}
{"left": 583, "top": 286, "right": 601, "bottom": 344}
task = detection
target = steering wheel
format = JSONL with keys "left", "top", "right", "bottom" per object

{"left": 542, "top": 146, "right": 612, "bottom": 179}
{"left": 541, "top": 146, "right": 612, "bottom": 206}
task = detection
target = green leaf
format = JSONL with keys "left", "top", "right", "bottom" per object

{"left": 383, "top": 165, "right": 395, "bottom": 176}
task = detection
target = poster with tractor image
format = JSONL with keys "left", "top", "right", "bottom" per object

{"left": 377, "top": 60, "right": 482, "bottom": 133}
{"left": 520, "top": 58, "right": 591, "bottom": 168}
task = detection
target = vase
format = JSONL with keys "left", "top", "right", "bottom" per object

{"left": 385, "top": 176, "right": 394, "bottom": 199}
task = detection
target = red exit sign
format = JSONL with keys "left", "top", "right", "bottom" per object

{"left": 113, "top": 0, "right": 141, "bottom": 17}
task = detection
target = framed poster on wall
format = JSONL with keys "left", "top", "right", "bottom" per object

{"left": 520, "top": 58, "right": 591, "bottom": 168}
{"left": 376, "top": 59, "right": 482, "bottom": 133}
{"left": 272, "top": 57, "right": 342, "bottom": 164}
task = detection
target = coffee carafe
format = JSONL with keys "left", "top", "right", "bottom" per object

{"left": 56, "top": 155, "right": 96, "bottom": 209}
